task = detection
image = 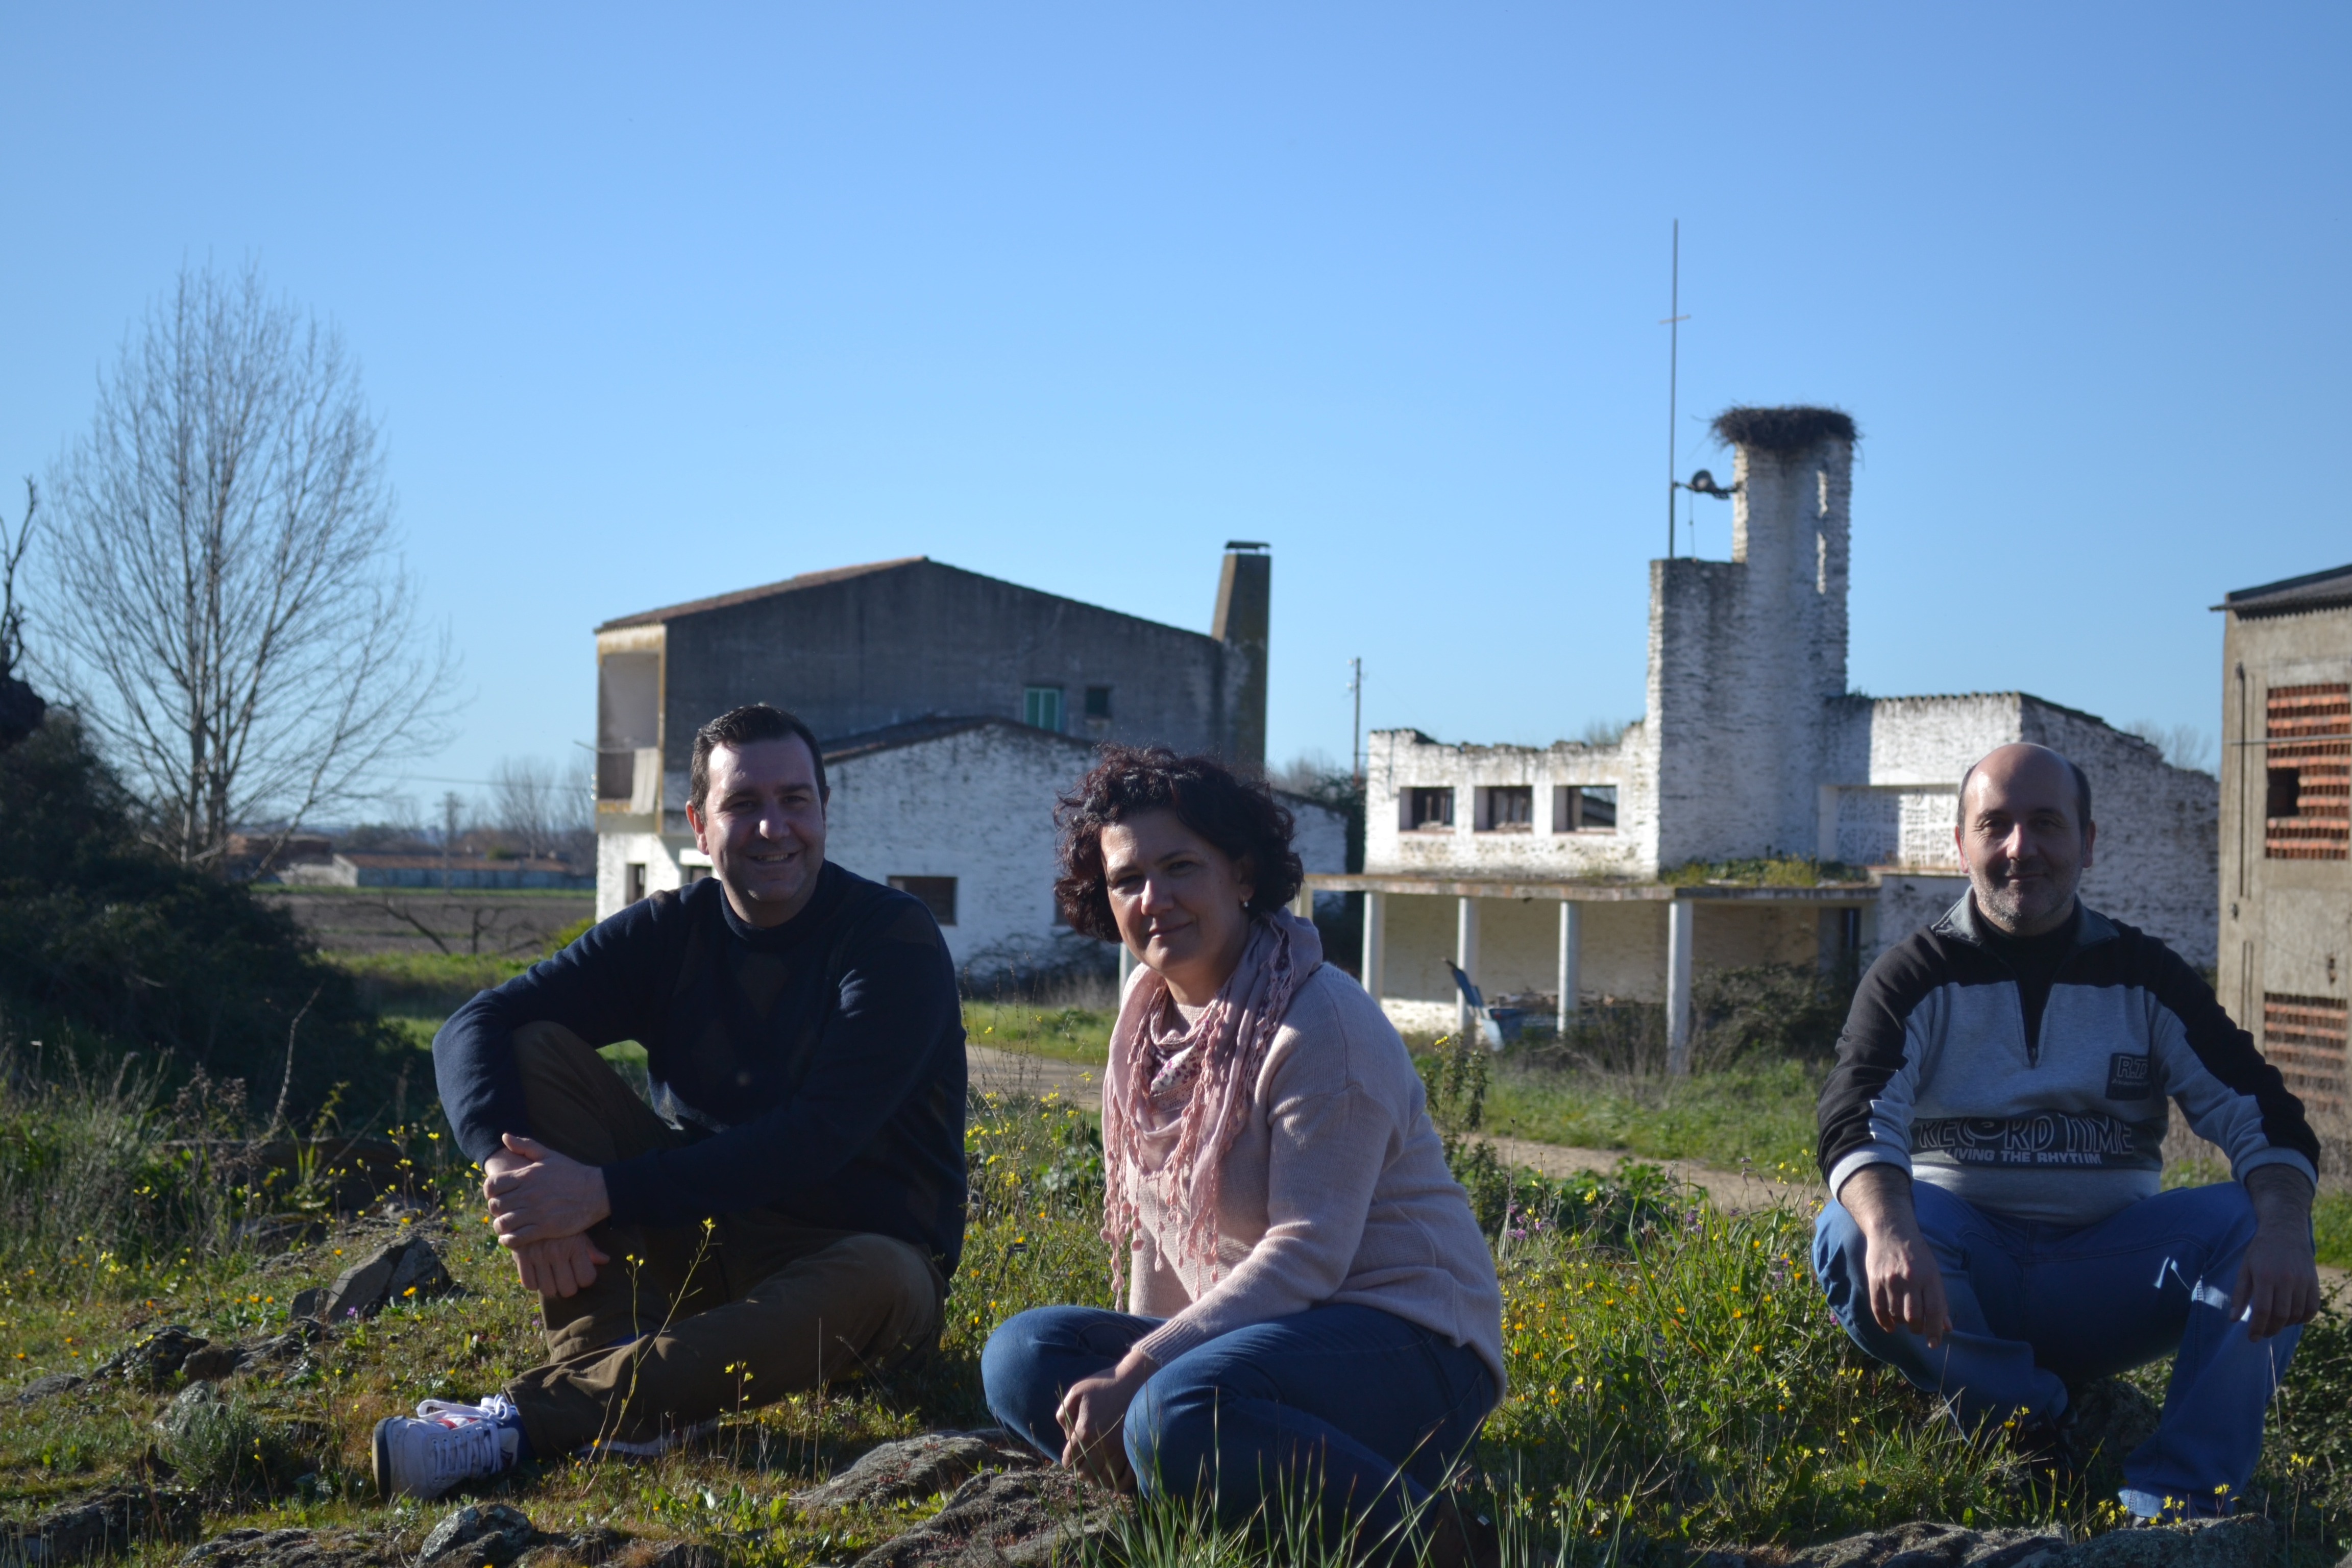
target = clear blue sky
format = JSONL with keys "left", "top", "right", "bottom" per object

{"left": 5, "top": 4, "right": 2346, "bottom": 811}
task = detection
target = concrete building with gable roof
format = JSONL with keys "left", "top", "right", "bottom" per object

{"left": 1311, "top": 407, "right": 2219, "bottom": 1055}
{"left": 591, "top": 547, "right": 1345, "bottom": 978}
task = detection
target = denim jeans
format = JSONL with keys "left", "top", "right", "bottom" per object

{"left": 981, "top": 1303, "right": 1497, "bottom": 1542}
{"left": 1812, "top": 1179, "right": 2299, "bottom": 1515}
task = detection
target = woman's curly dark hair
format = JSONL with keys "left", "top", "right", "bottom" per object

{"left": 1054, "top": 747, "right": 1304, "bottom": 943}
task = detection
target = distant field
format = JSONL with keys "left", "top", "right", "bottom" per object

{"left": 258, "top": 885, "right": 592, "bottom": 958}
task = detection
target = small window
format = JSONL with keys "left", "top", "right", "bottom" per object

{"left": 624, "top": 862, "right": 647, "bottom": 904}
{"left": 890, "top": 875, "right": 958, "bottom": 926}
{"left": 1475, "top": 786, "right": 1533, "bottom": 831}
{"left": 1024, "top": 686, "right": 1065, "bottom": 732}
{"left": 1553, "top": 785, "right": 1619, "bottom": 832}
{"left": 681, "top": 864, "right": 712, "bottom": 886}
{"left": 1084, "top": 685, "right": 1113, "bottom": 720}
{"left": 1406, "top": 787, "right": 1454, "bottom": 830}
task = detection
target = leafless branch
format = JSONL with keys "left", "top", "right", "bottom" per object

{"left": 36, "top": 261, "right": 465, "bottom": 868}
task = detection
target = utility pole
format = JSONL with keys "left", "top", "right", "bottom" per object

{"left": 1349, "top": 656, "right": 1364, "bottom": 783}
{"left": 441, "top": 790, "right": 461, "bottom": 893}
{"left": 1661, "top": 219, "right": 1688, "bottom": 561}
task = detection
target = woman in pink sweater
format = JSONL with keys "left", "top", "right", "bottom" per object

{"left": 982, "top": 748, "right": 1503, "bottom": 1551}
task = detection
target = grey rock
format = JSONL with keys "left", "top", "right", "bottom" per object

{"left": 512, "top": 1528, "right": 626, "bottom": 1568}
{"left": 1774, "top": 1522, "right": 2069, "bottom": 1568}
{"left": 418, "top": 1504, "right": 538, "bottom": 1568}
{"left": 15, "top": 1372, "right": 84, "bottom": 1405}
{"left": 851, "top": 1469, "right": 1124, "bottom": 1568}
{"left": 1, "top": 1484, "right": 201, "bottom": 1563}
{"left": 619, "top": 1547, "right": 723, "bottom": 1568}
{"left": 797, "top": 1430, "right": 1039, "bottom": 1511}
{"left": 156, "top": 1380, "right": 223, "bottom": 1442}
{"left": 2061, "top": 1518, "right": 2273, "bottom": 1568}
{"left": 319, "top": 1237, "right": 453, "bottom": 1324}
{"left": 180, "top": 1526, "right": 390, "bottom": 1568}
{"left": 288, "top": 1288, "right": 325, "bottom": 1322}
{"left": 96, "top": 1325, "right": 209, "bottom": 1386}
{"left": 180, "top": 1343, "right": 246, "bottom": 1382}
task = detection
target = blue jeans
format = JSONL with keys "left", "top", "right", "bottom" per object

{"left": 1812, "top": 1180, "right": 2299, "bottom": 1513}
{"left": 981, "top": 1304, "right": 1497, "bottom": 1541}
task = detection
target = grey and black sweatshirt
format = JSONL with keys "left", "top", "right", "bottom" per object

{"left": 1817, "top": 895, "right": 2318, "bottom": 1228}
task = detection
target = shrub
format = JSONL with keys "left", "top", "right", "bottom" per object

{"left": 0, "top": 716, "right": 398, "bottom": 1116}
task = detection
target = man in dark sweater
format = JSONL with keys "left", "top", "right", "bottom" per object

{"left": 1814, "top": 743, "right": 2318, "bottom": 1520}
{"left": 374, "top": 704, "right": 967, "bottom": 1499}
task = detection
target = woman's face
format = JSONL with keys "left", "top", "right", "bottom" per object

{"left": 1099, "top": 808, "right": 1257, "bottom": 1005}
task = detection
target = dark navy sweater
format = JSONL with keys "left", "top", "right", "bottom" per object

{"left": 432, "top": 864, "right": 968, "bottom": 1275}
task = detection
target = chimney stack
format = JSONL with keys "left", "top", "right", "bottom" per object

{"left": 1213, "top": 543, "right": 1270, "bottom": 772}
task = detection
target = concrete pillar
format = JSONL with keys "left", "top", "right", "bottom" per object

{"left": 1290, "top": 884, "right": 1315, "bottom": 921}
{"left": 1361, "top": 891, "right": 1387, "bottom": 998}
{"left": 1556, "top": 900, "right": 1581, "bottom": 1034}
{"left": 1117, "top": 941, "right": 1136, "bottom": 993}
{"left": 1455, "top": 896, "right": 1480, "bottom": 1040}
{"left": 1666, "top": 899, "right": 1695, "bottom": 1075}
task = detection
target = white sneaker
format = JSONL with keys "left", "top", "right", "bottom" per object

{"left": 372, "top": 1394, "right": 525, "bottom": 1499}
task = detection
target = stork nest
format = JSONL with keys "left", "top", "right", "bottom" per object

{"left": 1710, "top": 405, "right": 1858, "bottom": 454}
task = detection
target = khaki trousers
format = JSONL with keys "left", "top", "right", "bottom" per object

{"left": 498, "top": 1024, "right": 944, "bottom": 1457}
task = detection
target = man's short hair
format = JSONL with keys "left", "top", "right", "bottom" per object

{"left": 690, "top": 704, "right": 827, "bottom": 816}
{"left": 1955, "top": 750, "right": 2092, "bottom": 829}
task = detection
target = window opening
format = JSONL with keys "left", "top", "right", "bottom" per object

{"left": 1476, "top": 786, "right": 1534, "bottom": 831}
{"left": 890, "top": 875, "right": 959, "bottom": 926}
{"left": 1084, "top": 686, "right": 1113, "bottom": 720}
{"left": 1406, "top": 788, "right": 1454, "bottom": 830}
{"left": 624, "top": 862, "right": 647, "bottom": 904}
{"left": 1024, "top": 686, "right": 1065, "bottom": 732}
{"left": 597, "top": 652, "right": 659, "bottom": 801}
{"left": 1553, "top": 785, "right": 1618, "bottom": 831}
{"left": 2265, "top": 683, "right": 2349, "bottom": 860}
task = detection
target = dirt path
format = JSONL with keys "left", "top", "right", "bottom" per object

{"left": 969, "top": 1045, "right": 1810, "bottom": 1213}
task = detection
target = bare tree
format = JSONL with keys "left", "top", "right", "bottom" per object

{"left": 0, "top": 478, "right": 44, "bottom": 746}
{"left": 2124, "top": 718, "right": 2215, "bottom": 775}
{"left": 491, "top": 755, "right": 565, "bottom": 861}
{"left": 39, "top": 262, "right": 461, "bottom": 870}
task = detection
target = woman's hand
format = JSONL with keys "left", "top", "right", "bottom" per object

{"left": 1056, "top": 1349, "right": 1156, "bottom": 1490}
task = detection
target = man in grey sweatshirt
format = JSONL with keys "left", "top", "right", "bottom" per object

{"left": 1813, "top": 743, "right": 2319, "bottom": 1520}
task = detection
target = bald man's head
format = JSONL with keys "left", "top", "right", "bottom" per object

{"left": 1953, "top": 743, "right": 2097, "bottom": 936}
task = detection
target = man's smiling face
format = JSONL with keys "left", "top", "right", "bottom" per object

{"left": 687, "top": 736, "right": 828, "bottom": 927}
{"left": 1955, "top": 742, "right": 2095, "bottom": 938}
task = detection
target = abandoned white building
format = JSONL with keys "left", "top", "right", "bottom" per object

{"left": 1308, "top": 406, "right": 2219, "bottom": 1052}
{"left": 592, "top": 547, "right": 1344, "bottom": 976}
{"left": 2215, "top": 561, "right": 2351, "bottom": 1111}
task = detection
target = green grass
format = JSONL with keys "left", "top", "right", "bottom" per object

{"left": 1475, "top": 1058, "right": 1822, "bottom": 1178}
{"left": 1, "top": 1072, "right": 2350, "bottom": 1566}
{"left": 961, "top": 1002, "right": 1115, "bottom": 1065}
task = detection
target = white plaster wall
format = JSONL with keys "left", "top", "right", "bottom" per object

{"left": 595, "top": 820, "right": 689, "bottom": 921}
{"left": 823, "top": 724, "right": 1095, "bottom": 974}
{"left": 1282, "top": 794, "right": 1350, "bottom": 876}
{"left": 1383, "top": 893, "right": 1463, "bottom": 1004}
{"left": 1695, "top": 903, "right": 1823, "bottom": 969}
{"left": 1363, "top": 728, "right": 1656, "bottom": 880}
{"left": 2020, "top": 699, "right": 2219, "bottom": 967}
{"left": 1582, "top": 902, "right": 1670, "bottom": 1002}
{"left": 1878, "top": 874, "right": 1971, "bottom": 951}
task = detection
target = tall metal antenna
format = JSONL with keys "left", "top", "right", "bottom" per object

{"left": 1661, "top": 219, "right": 1688, "bottom": 560}
{"left": 1348, "top": 656, "right": 1364, "bottom": 782}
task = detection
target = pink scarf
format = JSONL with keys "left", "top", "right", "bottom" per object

{"left": 1100, "top": 910, "right": 1324, "bottom": 1296}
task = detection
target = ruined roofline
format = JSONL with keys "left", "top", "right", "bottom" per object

{"left": 1710, "top": 405, "right": 1858, "bottom": 454}
{"left": 1368, "top": 725, "right": 1636, "bottom": 754}
{"left": 2212, "top": 560, "right": 2352, "bottom": 618}
{"left": 1859, "top": 689, "right": 2120, "bottom": 732}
